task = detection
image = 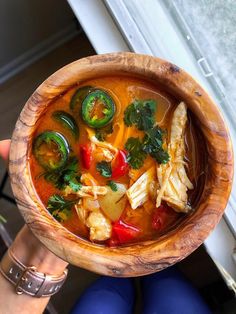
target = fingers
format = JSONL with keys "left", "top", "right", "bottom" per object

{"left": 0, "top": 139, "right": 11, "bottom": 161}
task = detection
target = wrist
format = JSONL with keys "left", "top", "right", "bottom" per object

{"left": 10, "top": 225, "right": 68, "bottom": 275}
{"left": 0, "top": 226, "right": 68, "bottom": 298}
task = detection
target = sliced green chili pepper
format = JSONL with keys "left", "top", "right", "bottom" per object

{"left": 82, "top": 89, "right": 115, "bottom": 128}
{"left": 33, "top": 131, "right": 69, "bottom": 171}
{"left": 52, "top": 110, "right": 79, "bottom": 138}
{"left": 70, "top": 86, "right": 93, "bottom": 111}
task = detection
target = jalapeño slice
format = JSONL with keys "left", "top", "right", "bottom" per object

{"left": 33, "top": 131, "right": 69, "bottom": 170}
{"left": 82, "top": 89, "right": 115, "bottom": 128}
{"left": 70, "top": 85, "right": 93, "bottom": 111}
{"left": 52, "top": 111, "right": 79, "bottom": 138}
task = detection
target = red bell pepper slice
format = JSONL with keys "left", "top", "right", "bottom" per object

{"left": 111, "top": 150, "right": 129, "bottom": 179}
{"left": 112, "top": 219, "right": 140, "bottom": 244}
{"left": 80, "top": 143, "right": 92, "bottom": 169}
{"left": 152, "top": 204, "right": 175, "bottom": 231}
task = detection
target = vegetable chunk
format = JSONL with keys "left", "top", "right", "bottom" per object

{"left": 99, "top": 183, "right": 127, "bottom": 221}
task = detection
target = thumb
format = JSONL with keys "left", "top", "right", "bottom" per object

{"left": 0, "top": 139, "right": 11, "bottom": 162}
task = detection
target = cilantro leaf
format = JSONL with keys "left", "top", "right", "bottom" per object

{"left": 125, "top": 137, "right": 147, "bottom": 169}
{"left": 151, "top": 148, "right": 170, "bottom": 164}
{"left": 47, "top": 194, "right": 77, "bottom": 222}
{"left": 95, "top": 124, "right": 113, "bottom": 142}
{"left": 142, "top": 126, "right": 164, "bottom": 153}
{"left": 124, "top": 99, "right": 156, "bottom": 131}
{"left": 96, "top": 161, "right": 112, "bottom": 177}
{"left": 125, "top": 127, "right": 169, "bottom": 168}
{"left": 68, "top": 178, "right": 82, "bottom": 192}
{"left": 44, "top": 157, "right": 81, "bottom": 191}
{"left": 107, "top": 180, "right": 118, "bottom": 192}
{"left": 142, "top": 127, "right": 169, "bottom": 164}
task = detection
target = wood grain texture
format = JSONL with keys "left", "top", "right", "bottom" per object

{"left": 9, "top": 53, "right": 234, "bottom": 277}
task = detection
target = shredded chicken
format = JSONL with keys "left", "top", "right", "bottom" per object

{"left": 64, "top": 186, "right": 107, "bottom": 199}
{"left": 156, "top": 102, "right": 193, "bottom": 213}
{"left": 75, "top": 200, "right": 88, "bottom": 224}
{"left": 81, "top": 173, "right": 98, "bottom": 186}
{"left": 86, "top": 127, "right": 118, "bottom": 155}
{"left": 126, "top": 167, "right": 156, "bottom": 209}
{"left": 86, "top": 212, "right": 112, "bottom": 241}
{"left": 93, "top": 147, "right": 114, "bottom": 162}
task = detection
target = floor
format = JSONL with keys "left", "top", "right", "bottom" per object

{"left": 0, "top": 31, "right": 235, "bottom": 314}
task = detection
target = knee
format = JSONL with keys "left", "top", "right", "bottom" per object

{"left": 71, "top": 277, "right": 135, "bottom": 314}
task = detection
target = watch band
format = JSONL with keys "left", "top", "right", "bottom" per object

{"left": 0, "top": 248, "right": 68, "bottom": 298}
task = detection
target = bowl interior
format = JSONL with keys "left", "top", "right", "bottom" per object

{"left": 9, "top": 53, "right": 233, "bottom": 277}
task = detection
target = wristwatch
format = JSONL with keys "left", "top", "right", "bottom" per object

{"left": 0, "top": 248, "right": 68, "bottom": 297}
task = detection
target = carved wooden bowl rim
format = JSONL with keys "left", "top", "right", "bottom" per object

{"left": 9, "top": 52, "right": 234, "bottom": 277}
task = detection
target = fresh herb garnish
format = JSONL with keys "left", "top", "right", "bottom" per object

{"left": 142, "top": 126, "right": 164, "bottom": 153}
{"left": 151, "top": 148, "right": 170, "bottom": 164}
{"left": 47, "top": 194, "right": 77, "bottom": 222}
{"left": 96, "top": 161, "right": 112, "bottom": 177}
{"left": 68, "top": 179, "right": 82, "bottom": 192}
{"left": 107, "top": 180, "right": 118, "bottom": 191}
{"left": 125, "top": 137, "right": 147, "bottom": 169}
{"left": 95, "top": 124, "right": 113, "bottom": 142}
{"left": 43, "top": 157, "right": 81, "bottom": 191}
{"left": 124, "top": 99, "right": 156, "bottom": 131}
{"left": 142, "top": 126, "right": 169, "bottom": 164}
{"left": 125, "top": 127, "right": 169, "bottom": 169}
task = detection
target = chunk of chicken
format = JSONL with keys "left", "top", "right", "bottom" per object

{"left": 156, "top": 102, "right": 193, "bottom": 213}
{"left": 86, "top": 212, "right": 112, "bottom": 241}
{"left": 126, "top": 167, "right": 157, "bottom": 209}
{"left": 64, "top": 186, "right": 107, "bottom": 199}
{"left": 75, "top": 198, "right": 102, "bottom": 226}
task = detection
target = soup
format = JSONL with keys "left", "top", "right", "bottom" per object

{"left": 29, "top": 76, "right": 203, "bottom": 246}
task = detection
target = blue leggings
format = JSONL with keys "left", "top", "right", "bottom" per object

{"left": 71, "top": 267, "right": 211, "bottom": 314}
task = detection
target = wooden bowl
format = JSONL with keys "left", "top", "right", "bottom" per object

{"left": 9, "top": 53, "right": 233, "bottom": 277}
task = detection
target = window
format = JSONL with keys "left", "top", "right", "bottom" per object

{"left": 105, "top": 0, "right": 236, "bottom": 235}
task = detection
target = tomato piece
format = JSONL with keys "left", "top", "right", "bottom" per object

{"left": 112, "top": 219, "right": 140, "bottom": 244}
{"left": 80, "top": 144, "right": 92, "bottom": 169}
{"left": 152, "top": 204, "right": 175, "bottom": 231}
{"left": 111, "top": 150, "right": 129, "bottom": 179}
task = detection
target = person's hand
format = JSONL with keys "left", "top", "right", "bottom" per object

{"left": 0, "top": 139, "right": 11, "bottom": 163}
{"left": 0, "top": 139, "right": 68, "bottom": 274}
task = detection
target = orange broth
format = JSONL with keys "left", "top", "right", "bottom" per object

{"left": 29, "top": 76, "right": 202, "bottom": 245}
